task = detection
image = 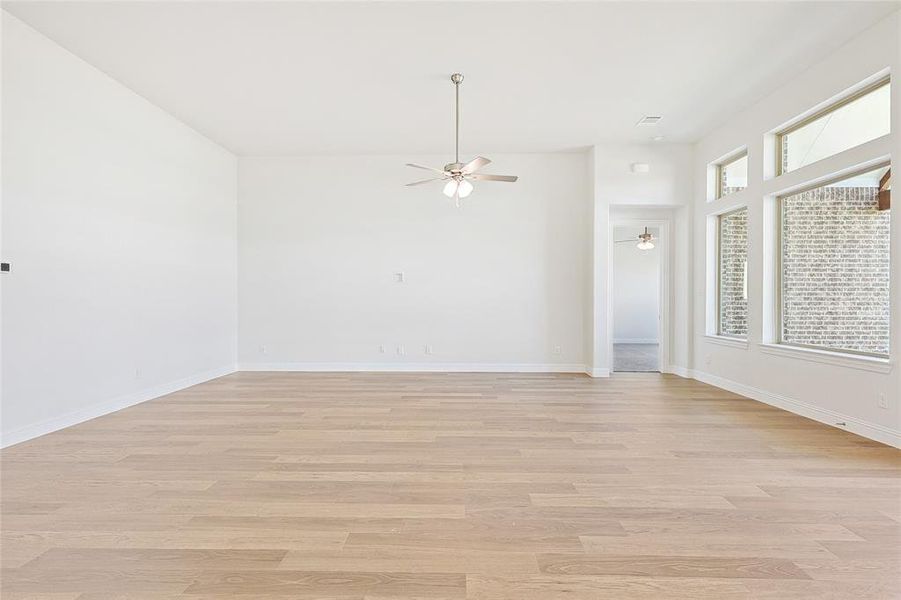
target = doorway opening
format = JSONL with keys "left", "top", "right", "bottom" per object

{"left": 612, "top": 225, "right": 660, "bottom": 372}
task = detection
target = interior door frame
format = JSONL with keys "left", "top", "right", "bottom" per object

{"left": 607, "top": 217, "right": 672, "bottom": 373}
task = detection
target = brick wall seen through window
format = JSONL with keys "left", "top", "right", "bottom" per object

{"left": 718, "top": 208, "right": 748, "bottom": 338}
{"left": 780, "top": 166, "right": 890, "bottom": 356}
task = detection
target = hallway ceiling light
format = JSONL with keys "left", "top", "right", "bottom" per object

{"left": 405, "top": 73, "right": 518, "bottom": 207}
{"left": 615, "top": 226, "right": 655, "bottom": 250}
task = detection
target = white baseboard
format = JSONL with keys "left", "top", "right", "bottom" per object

{"left": 613, "top": 338, "right": 659, "bottom": 344}
{"left": 9, "top": 362, "right": 893, "bottom": 450}
{"left": 0, "top": 365, "right": 237, "bottom": 448}
{"left": 585, "top": 367, "right": 611, "bottom": 378}
{"left": 664, "top": 365, "right": 692, "bottom": 378}
{"left": 237, "top": 362, "right": 588, "bottom": 374}
{"left": 690, "top": 369, "right": 900, "bottom": 449}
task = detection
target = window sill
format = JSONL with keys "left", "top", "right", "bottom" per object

{"left": 704, "top": 335, "right": 749, "bottom": 350}
{"left": 758, "top": 343, "right": 893, "bottom": 374}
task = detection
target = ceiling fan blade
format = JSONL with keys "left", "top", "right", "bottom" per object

{"left": 405, "top": 178, "right": 442, "bottom": 186}
{"left": 406, "top": 163, "right": 447, "bottom": 175}
{"left": 469, "top": 173, "right": 518, "bottom": 182}
{"left": 461, "top": 156, "right": 491, "bottom": 174}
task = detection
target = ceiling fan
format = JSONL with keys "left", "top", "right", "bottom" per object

{"left": 405, "top": 73, "right": 518, "bottom": 207}
{"left": 615, "top": 227, "right": 655, "bottom": 250}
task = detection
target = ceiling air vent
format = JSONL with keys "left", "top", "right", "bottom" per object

{"left": 636, "top": 115, "right": 662, "bottom": 126}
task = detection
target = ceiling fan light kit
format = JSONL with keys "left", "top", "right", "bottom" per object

{"left": 405, "top": 73, "right": 518, "bottom": 207}
{"left": 615, "top": 226, "right": 656, "bottom": 250}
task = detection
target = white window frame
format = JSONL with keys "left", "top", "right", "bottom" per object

{"left": 716, "top": 206, "right": 750, "bottom": 340}
{"left": 775, "top": 76, "right": 890, "bottom": 177}
{"left": 707, "top": 147, "right": 748, "bottom": 203}
{"left": 705, "top": 203, "right": 749, "bottom": 349}
{"left": 774, "top": 162, "right": 891, "bottom": 360}
{"left": 758, "top": 70, "right": 894, "bottom": 372}
{"left": 716, "top": 151, "right": 750, "bottom": 200}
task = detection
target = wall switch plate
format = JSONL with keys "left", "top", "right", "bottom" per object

{"left": 425, "top": 345, "right": 433, "bottom": 355}
{"left": 394, "top": 272, "right": 405, "bottom": 283}
{"left": 396, "top": 345, "right": 405, "bottom": 356}
{"left": 878, "top": 393, "right": 888, "bottom": 409}
{"left": 259, "top": 345, "right": 267, "bottom": 355}
{"left": 379, "top": 345, "right": 386, "bottom": 354}
{"left": 552, "top": 345, "right": 561, "bottom": 355}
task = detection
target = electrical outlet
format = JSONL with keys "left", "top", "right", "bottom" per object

{"left": 425, "top": 345, "right": 433, "bottom": 355}
{"left": 259, "top": 345, "right": 268, "bottom": 355}
{"left": 379, "top": 345, "right": 386, "bottom": 354}
{"left": 878, "top": 393, "right": 888, "bottom": 410}
{"left": 134, "top": 367, "right": 141, "bottom": 379}
{"left": 552, "top": 345, "right": 561, "bottom": 355}
{"left": 394, "top": 272, "right": 405, "bottom": 283}
{"left": 396, "top": 345, "right": 405, "bottom": 356}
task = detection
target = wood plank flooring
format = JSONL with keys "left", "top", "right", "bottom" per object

{"left": 1, "top": 372, "right": 899, "bottom": 599}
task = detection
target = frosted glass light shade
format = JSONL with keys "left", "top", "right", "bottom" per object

{"left": 443, "top": 179, "right": 459, "bottom": 197}
{"left": 637, "top": 240, "right": 654, "bottom": 250}
{"left": 457, "top": 179, "right": 473, "bottom": 198}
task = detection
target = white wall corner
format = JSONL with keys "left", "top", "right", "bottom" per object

{"left": 585, "top": 367, "right": 611, "bottom": 378}
{"left": 664, "top": 365, "right": 693, "bottom": 378}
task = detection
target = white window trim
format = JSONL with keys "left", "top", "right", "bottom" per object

{"left": 713, "top": 206, "right": 749, "bottom": 341}
{"left": 758, "top": 343, "right": 892, "bottom": 374}
{"left": 773, "top": 160, "right": 891, "bottom": 362}
{"left": 707, "top": 147, "right": 749, "bottom": 202}
{"left": 704, "top": 335, "right": 749, "bottom": 350}
{"left": 773, "top": 74, "right": 890, "bottom": 177}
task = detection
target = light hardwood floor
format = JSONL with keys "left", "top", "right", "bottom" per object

{"left": 2, "top": 372, "right": 899, "bottom": 599}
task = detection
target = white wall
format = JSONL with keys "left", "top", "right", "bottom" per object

{"left": 1, "top": 13, "right": 238, "bottom": 445}
{"left": 692, "top": 11, "right": 900, "bottom": 447}
{"left": 237, "top": 154, "right": 590, "bottom": 371}
{"left": 613, "top": 227, "right": 659, "bottom": 343}
{"left": 594, "top": 144, "right": 693, "bottom": 207}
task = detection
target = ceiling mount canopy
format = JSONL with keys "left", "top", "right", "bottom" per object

{"left": 405, "top": 73, "right": 518, "bottom": 207}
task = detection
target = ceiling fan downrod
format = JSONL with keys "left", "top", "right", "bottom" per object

{"left": 452, "top": 72, "right": 463, "bottom": 166}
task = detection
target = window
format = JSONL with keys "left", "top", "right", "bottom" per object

{"left": 778, "top": 78, "right": 890, "bottom": 175}
{"left": 716, "top": 152, "right": 748, "bottom": 198}
{"left": 717, "top": 207, "right": 748, "bottom": 338}
{"left": 779, "top": 165, "right": 891, "bottom": 357}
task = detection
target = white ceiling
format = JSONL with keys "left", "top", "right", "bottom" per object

{"left": 5, "top": 1, "right": 897, "bottom": 156}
